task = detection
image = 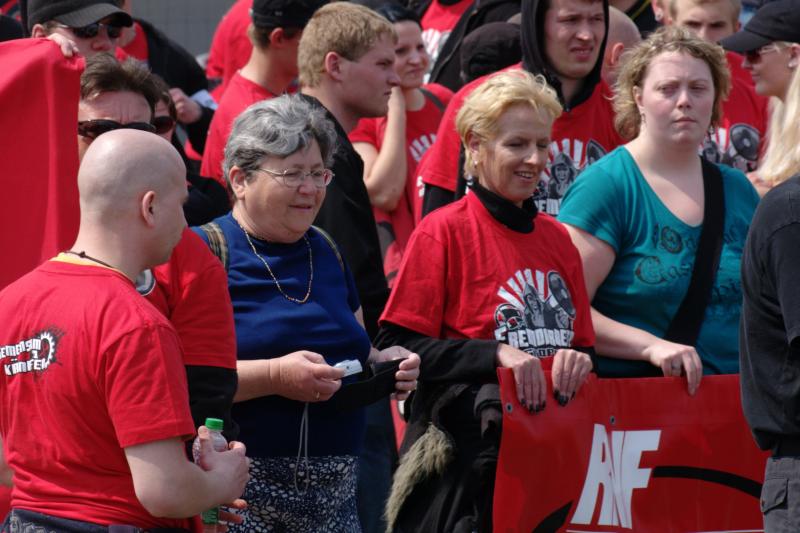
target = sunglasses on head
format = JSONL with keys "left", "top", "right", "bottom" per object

{"left": 56, "top": 22, "right": 123, "bottom": 40}
{"left": 78, "top": 119, "right": 156, "bottom": 140}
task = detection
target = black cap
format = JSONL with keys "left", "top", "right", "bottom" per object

{"left": 27, "top": 0, "right": 132, "bottom": 32}
{"left": 250, "top": 0, "right": 324, "bottom": 29}
{"left": 720, "top": 0, "right": 800, "bottom": 53}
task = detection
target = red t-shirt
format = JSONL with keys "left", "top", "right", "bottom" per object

{"left": 145, "top": 228, "right": 237, "bottom": 369}
{"left": 200, "top": 71, "right": 276, "bottom": 185}
{"left": 421, "top": 0, "right": 473, "bottom": 67}
{"left": 349, "top": 84, "right": 453, "bottom": 285}
{"left": 703, "top": 53, "right": 769, "bottom": 173}
{"left": 206, "top": 0, "right": 254, "bottom": 101}
{"left": 0, "top": 260, "right": 194, "bottom": 528}
{"left": 418, "top": 65, "right": 624, "bottom": 216}
{"left": 381, "top": 193, "right": 595, "bottom": 357}
{"left": 121, "top": 21, "right": 149, "bottom": 62}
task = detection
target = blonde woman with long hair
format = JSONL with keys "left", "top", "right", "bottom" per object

{"left": 721, "top": 0, "right": 800, "bottom": 194}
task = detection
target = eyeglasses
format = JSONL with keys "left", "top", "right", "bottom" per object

{"left": 744, "top": 43, "right": 783, "bottom": 63}
{"left": 153, "top": 116, "right": 176, "bottom": 135}
{"left": 78, "top": 119, "right": 157, "bottom": 140}
{"left": 254, "top": 168, "right": 334, "bottom": 189}
{"left": 55, "top": 22, "right": 123, "bottom": 40}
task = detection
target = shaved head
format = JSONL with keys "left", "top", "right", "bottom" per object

{"left": 603, "top": 7, "right": 641, "bottom": 87}
{"left": 78, "top": 129, "right": 185, "bottom": 222}
{"left": 607, "top": 7, "right": 640, "bottom": 51}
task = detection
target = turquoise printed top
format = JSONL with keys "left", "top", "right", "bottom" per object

{"left": 558, "top": 147, "right": 759, "bottom": 376}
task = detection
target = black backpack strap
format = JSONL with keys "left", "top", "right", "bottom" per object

{"left": 419, "top": 87, "right": 446, "bottom": 113}
{"left": 663, "top": 157, "right": 726, "bottom": 346}
{"left": 311, "top": 225, "right": 344, "bottom": 272}
{"left": 198, "top": 221, "right": 229, "bottom": 272}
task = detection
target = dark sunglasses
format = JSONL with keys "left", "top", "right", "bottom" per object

{"left": 57, "top": 22, "right": 123, "bottom": 40}
{"left": 78, "top": 119, "right": 156, "bottom": 140}
{"left": 153, "top": 116, "right": 176, "bottom": 134}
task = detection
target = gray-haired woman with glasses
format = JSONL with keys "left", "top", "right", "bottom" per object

{"left": 193, "top": 94, "right": 420, "bottom": 531}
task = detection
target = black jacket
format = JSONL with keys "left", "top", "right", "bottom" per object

{"left": 520, "top": 0, "right": 609, "bottom": 111}
{"left": 134, "top": 17, "right": 214, "bottom": 154}
{"left": 427, "top": 0, "right": 522, "bottom": 92}
{"left": 422, "top": 0, "right": 611, "bottom": 214}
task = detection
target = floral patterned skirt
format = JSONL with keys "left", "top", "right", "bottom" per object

{"left": 229, "top": 455, "right": 361, "bottom": 533}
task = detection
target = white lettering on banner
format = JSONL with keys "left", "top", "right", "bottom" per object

{"left": 572, "top": 424, "right": 661, "bottom": 528}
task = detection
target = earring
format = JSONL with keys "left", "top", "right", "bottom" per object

{"left": 640, "top": 113, "right": 647, "bottom": 127}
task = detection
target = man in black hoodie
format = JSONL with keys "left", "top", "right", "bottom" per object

{"left": 418, "top": 0, "right": 624, "bottom": 218}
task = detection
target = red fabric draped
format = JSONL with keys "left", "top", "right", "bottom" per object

{"left": 0, "top": 39, "right": 83, "bottom": 290}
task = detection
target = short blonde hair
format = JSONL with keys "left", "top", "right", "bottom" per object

{"left": 668, "top": 0, "right": 741, "bottom": 26}
{"left": 613, "top": 25, "right": 731, "bottom": 140}
{"left": 456, "top": 70, "right": 563, "bottom": 176}
{"left": 297, "top": 2, "right": 396, "bottom": 88}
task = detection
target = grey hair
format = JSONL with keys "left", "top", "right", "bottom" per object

{"left": 222, "top": 94, "right": 338, "bottom": 189}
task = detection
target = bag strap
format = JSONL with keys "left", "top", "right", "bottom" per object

{"left": 198, "top": 221, "right": 229, "bottom": 272}
{"left": 310, "top": 225, "right": 344, "bottom": 272}
{"left": 419, "top": 87, "right": 446, "bottom": 113}
{"left": 663, "top": 157, "right": 726, "bottom": 346}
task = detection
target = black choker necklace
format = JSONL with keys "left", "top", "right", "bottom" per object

{"left": 63, "top": 250, "right": 117, "bottom": 270}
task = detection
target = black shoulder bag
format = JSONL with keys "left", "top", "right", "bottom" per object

{"left": 663, "top": 157, "right": 726, "bottom": 345}
{"left": 596, "top": 157, "right": 726, "bottom": 376}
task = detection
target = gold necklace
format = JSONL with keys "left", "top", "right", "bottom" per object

{"left": 236, "top": 219, "right": 313, "bottom": 304}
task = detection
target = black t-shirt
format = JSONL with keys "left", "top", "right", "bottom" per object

{"left": 299, "top": 94, "right": 389, "bottom": 340}
{"left": 740, "top": 175, "right": 800, "bottom": 451}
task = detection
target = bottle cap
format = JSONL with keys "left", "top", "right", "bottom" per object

{"left": 204, "top": 417, "right": 224, "bottom": 431}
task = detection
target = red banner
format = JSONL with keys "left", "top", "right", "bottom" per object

{"left": 0, "top": 39, "right": 83, "bottom": 290}
{"left": 494, "top": 369, "right": 768, "bottom": 532}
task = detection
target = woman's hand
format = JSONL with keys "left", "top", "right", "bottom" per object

{"left": 551, "top": 349, "right": 592, "bottom": 405}
{"left": 270, "top": 351, "right": 345, "bottom": 402}
{"left": 643, "top": 340, "right": 702, "bottom": 395}
{"left": 169, "top": 87, "right": 203, "bottom": 124}
{"left": 496, "top": 344, "right": 546, "bottom": 412}
{"left": 370, "top": 346, "right": 420, "bottom": 401}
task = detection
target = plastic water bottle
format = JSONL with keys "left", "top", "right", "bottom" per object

{"left": 192, "top": 417, "right": 227, "bottom": 533}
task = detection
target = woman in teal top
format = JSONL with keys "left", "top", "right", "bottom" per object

{"left": 558, "top": 27, "right": 759, "bottom": 393}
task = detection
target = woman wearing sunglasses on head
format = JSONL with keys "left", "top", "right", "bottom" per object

{"left": 721, "top": 0, "right": 800, "bottom": 195}
{"left": 193, "top": 94, "right": 421, "bottom": 531}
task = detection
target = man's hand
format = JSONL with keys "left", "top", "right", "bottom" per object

{"left": 169, "top": 88, "right": 203, "bottom": 124}
{"left": 46, "top": 33, "right": 79, "bottom": 58}
{"left": 194, "top": 426, "right": 250, "bottom": 506}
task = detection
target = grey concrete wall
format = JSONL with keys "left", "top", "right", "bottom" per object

{"left": 131, "top": 0, "right": 237, "bottom": 58}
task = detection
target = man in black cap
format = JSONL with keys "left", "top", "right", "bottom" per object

{"left": 27, "top": 0, "right": 131, "bottom": 57}
{"left": 200, "top": 0, "right": 324, "bottom": 184}
{"left": 720, "top": 0, "right": 800, "bottom": 99}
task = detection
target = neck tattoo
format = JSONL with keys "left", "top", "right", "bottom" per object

{"left": 235, "top": 218, "right": 313, "bottom": 304}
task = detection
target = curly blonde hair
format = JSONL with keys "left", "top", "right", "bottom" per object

{"left": 456, "top": 70, "right": 563, "bottom": 176}
{"left": 613, "top": 25, "right": 730, "bottom": 140}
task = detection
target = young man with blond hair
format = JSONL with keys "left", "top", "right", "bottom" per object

{"left": 298, "top": 4, "right": 400, "bottom": 531}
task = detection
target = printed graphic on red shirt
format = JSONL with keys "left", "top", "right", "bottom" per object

{"left": 420, "top": 0, "right": 472, "bottom": 67}
{"left": 703, "top": 123, "right": 761, "bottom": 172}
{"left": 1, "top": 329, "right": 61, "bottom": 376}
{"left": 494, "top": 269, "right": 577, "bottom": 357}
{"left": 533, "top": 138, "right": 608, "bottom": 214}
